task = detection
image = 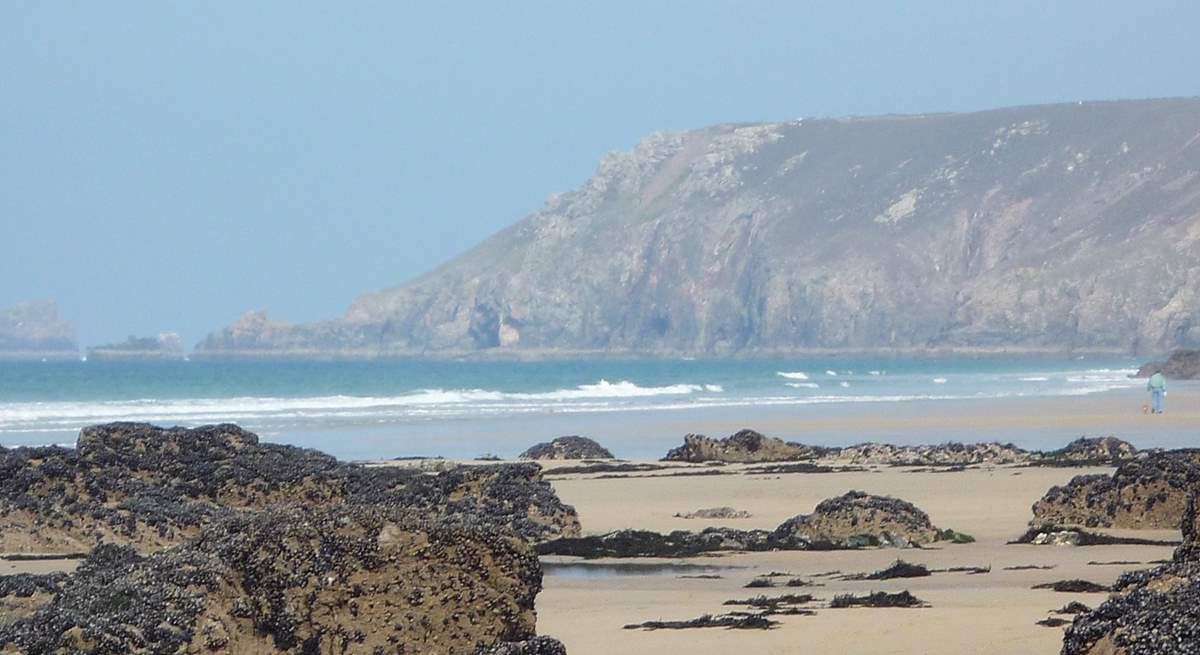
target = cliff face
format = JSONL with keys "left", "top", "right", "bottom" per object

{"left": 199, "top": 98, "right": 1200, "bottom": 358}
{"left": 0, "top": 300, "right": 77, "bottom": 359}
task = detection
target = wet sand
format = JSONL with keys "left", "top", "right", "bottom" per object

{"left": 538, "top": 463, "right": 1179, "bottom": 655}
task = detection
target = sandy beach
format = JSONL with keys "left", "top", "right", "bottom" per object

{"left": 538, "top": 463, "right": 1179, "bottom": 655}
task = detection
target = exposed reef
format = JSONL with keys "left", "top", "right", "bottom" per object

{"left": 538, "top": 491, "right": 962, "bottom": 558}
{"left": 0, "top": 422, "right": 580, "bottom": 554}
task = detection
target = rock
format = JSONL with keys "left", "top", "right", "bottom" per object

{"left": 197, "top": 99, "right": 1200, "bottom": 358}
{"left": 1034, "top": 437, "right": 1140, "bottom": 466}
{"left": 1061, "top": 495, "right": 1200, "bottom": 654}
{"left": 1031, "top": 450, "right": 1200, "bottom": 529}
{"left": 475, "top": 637, "right": 569, "bottom": 655}
{"left": 0, "top": 300, "right": 77, "bottom": 360}
{"left": 539, "top": 491, "right": 960, "bottom": 557}
{"left": 675, "top": 507, "right": 753, "bottom": 519}
{"left": 86, "top": 332, "right": 184, "bottom": 361}
{"left": 1031, "top": 531, "right": 1082, "bottom": 546}
{"left": 1136, "top": 349, "right": 1200, "bottom": 379}
{"left": 1011, "top": 525, "right": 1176, "bottom": 547}
{"left": 1032, "top": 579, "right": 1110, "bottom": 593}
{"left": 662, "top": 429, "right": 831, "bottom": 463}
{"left": 0, "top": 422, "right": 580, "bottom": 554}
{"left": 773, "top": 491, "right": 944, "bottom": 548}
{"left": 0, "top": 506, "right": 553, "bottom": 654}
{"left": 838, "top": 442, "right": 1030, "bottom": 466}
{"left": 520, "top": 436, "right": 614, "bottom": 460}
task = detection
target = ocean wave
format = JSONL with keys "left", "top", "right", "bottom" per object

{"left": 785, "top": 382, "right": 820, "bottom": 389}
{"left": 0, "top": 379, "right": 720, "bottom": 431}
{"left": 1020, "top": 376, "right": 1050, "bottom": 382}
{"left": 932, "top": 377, "right": 948, "bottom": 384}
{"left": 776, "top": 371, "right": 809, "bottom": 380}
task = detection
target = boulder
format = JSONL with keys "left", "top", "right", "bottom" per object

{"left": 662, "top": 429, "right": 830, "bottom": 463}
{"left": 520, "top": 436, "right": 614, "bottom": 460}
{"left": 1031, "top": 450, "right": 1200, "bottom": 529}
{"left": 773, "top": 491, "right": 942, "bottom": 548}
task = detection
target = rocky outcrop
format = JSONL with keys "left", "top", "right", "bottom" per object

{"left": 86, "top": 332, "right": 184, "bottom": 361}
{"left": 198, "top": 98, "right": 1200, "bottom": 358}
{"left": 1136, "top": 349, "right": 1200, "bottom": 379}
{"left": 0, "top": 506, "right": 561, "bottom": 654}
{"left": 0, "top": 300, "right": 77, "bottom": 360}
{"left": 1034, "top": 436, "right": 1139, "bottom": 466}
{"left": 1061, "top": 496, "right": 1200, "bottom": 654}
{"left": 773, "top": 491, "right": 943, "bottom": 548}
{"left": 1031, "top": 450, "right": 1200, "bottom": 529}
{"left": 520, "top": 436, "right": 614, "bottom": 460}
{"left": 0, "top": 422, "right": 579, "bottom": 554}
{"left": 539, "top": 491, "right": 959, "bottom": 557}
{"left": 662, "top": 429, "right": 831, "bottom": 463}
{"left": 838, "top": 442, "right": 1029, "bottom": 466}
{"left": 0, "top": 424, "right": 577, "bottom": 652}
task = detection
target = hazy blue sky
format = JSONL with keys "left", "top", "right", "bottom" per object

{"left": 3, "top": 1, "right": 1198, "bottom": 347}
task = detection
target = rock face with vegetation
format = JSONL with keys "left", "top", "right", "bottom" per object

{"left": 520, "top": 436, "right": 614, "bottom": 460}
{"left": 1031, "top": 450, "right": 1200, "bottom": 529}
{"left": 198, "top": 98, "right": 1200, "bottom": 358}
{"left": 1136, "top": 349, "right": 1200, "bottom": 379}
{"left": 0, "top": 300, "right": 77, "bottom": 360}
{"left": 1061, "top": 496, "right": 1200, "bottom": 654}
{"left": 0, "top": 423, "right": 574, "bottom": 652}
{"left": 0, "top": 422, "right": 580, "bottom": 554}
{"left": 663, "top": 429, "right": 831, "bottom": 463}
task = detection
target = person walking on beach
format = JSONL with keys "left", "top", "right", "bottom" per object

{"left": 1147, "top": 369, "right": 1167, "bottom": 414}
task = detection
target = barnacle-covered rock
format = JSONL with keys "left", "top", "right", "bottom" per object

{"left": 1032, "top": 450, "right": 1200, "bottom": 529}
{"left": 1061, "top": 496, "right": 1200, "bottom": 654}
{"left": 0, "top": 506, "right": 550, "bottom": 654}
{"left": 0, "top": 422, "right": 579, "bottom": 554}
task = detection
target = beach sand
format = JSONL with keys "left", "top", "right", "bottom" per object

{"left": 539, "top": 463, "right": 1179, "bottom": 655}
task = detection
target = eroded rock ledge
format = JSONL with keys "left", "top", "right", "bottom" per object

{"left": 537, "top": 491, "right": 965, "bottom": 558}
{"left": 662, "top": 429, "right": 1140, "bottom": 467}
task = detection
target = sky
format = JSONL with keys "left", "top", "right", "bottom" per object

{"left": 3, "top": 1, "right": 1199, "bottom": 347}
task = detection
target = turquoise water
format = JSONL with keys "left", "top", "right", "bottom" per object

{"left": 0, "top": 357, "right": 1146, "bottom": 457}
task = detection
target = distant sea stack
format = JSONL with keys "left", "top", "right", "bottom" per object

{"left": 0, "top": 300, "right": 77, "bottom": 360}
{"left": 198, "top": 98, "right": 1200, "bottom": 359}
{"left": 87, "top": 332, "right": 184, "bottom": 361}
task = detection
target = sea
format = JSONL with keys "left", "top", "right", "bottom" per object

{"left": 0, "top": 356, "right": 1165, "bottom": 460}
